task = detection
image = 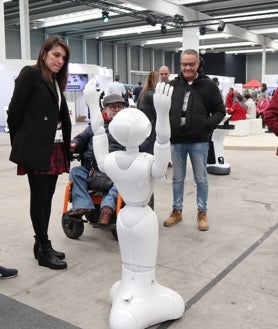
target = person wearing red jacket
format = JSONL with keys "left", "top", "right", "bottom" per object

{"left": 264, "top": 89, "right": 278, "bottom": 152}
{"left": 226, "top": 94, "right": 247, "bottom": 120}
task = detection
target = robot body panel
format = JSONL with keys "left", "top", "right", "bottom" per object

{"left": 117, "top": 205, "right": 158, "bottom": 267}
{"left": 105, "top": 152, "right": 154, "bottom": 206}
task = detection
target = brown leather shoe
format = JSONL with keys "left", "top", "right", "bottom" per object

{"left": 98, "top": 206, "right": 113, "bottom": 226}
{"left": 66, "top": 208, "right": 92, "bottom": 217}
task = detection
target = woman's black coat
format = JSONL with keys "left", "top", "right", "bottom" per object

{"left": 8, "top": 65, "right": 72, "bottom": 171}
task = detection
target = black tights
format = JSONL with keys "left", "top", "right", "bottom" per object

{"left": 27, "top": 174, "right": 58, "bottom": 244}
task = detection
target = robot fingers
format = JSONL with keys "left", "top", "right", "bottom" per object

{"left": 155, "top": 82, "right": 173, "bottom": 98}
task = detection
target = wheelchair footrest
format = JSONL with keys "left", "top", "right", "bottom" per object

{"left": 92, "top": 222, "right": 116, "bottom": 231}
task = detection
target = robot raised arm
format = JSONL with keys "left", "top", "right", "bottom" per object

{"left": 83, "top": 79, "right": 108, "bottom": 172}
{"left": 151, "top": 82, "right": 173, "bottom": 178}
{"left": 83, "top": 79, "right": 104, "bottom": 135}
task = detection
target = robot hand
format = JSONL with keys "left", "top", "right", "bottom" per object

{"left": 153, "top": 82, "right": 173, "bottom": 144}
{"left": 83, "top": 79, "right": 104, "bottom": 134}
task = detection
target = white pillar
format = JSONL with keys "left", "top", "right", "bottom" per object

{"left": 261, "top": 45, "right": 266, "bottom": 79}
{"left": 0, "top": 0, "right": 5, "bottom": 59}
{"left": 82, "top": 37, "right": 87, "bottom": 64}
{"left": 127, "top": 45, "right": 131, "bottom": 84}
{"left": 98, "top": 41, "right": 103, "bottom": 67}
{"left": 139, "top": 47, "right": 144, "bottom": 71}
{"left": 113, "top": 42, "right": 118, "bottom": 74}
{"left": 182, "top": 27, "right": 199, "bottom": 52}
{"left": 19, "top": 0, "right": 31, "bottom": 59}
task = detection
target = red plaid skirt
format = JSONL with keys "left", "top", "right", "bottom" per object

{"left": 17, "top": 142, "right": 69, "bottom": 175}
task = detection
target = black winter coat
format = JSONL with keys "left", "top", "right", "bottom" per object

{"left": 8, "top": 65, "right": 72, "bottom": 171}
{"left": 169, "top": 73, "right": 225, "bottom": 144}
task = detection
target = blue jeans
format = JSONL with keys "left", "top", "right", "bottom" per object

{"left": 69, "top": 166, "right": 118, "bottom": 211}
{"left": 171, "top": 142, "right": 209, "bottom": 212}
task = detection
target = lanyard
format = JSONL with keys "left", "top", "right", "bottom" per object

{"left": 54, "top": 80, "right": 61, "bottom": 110}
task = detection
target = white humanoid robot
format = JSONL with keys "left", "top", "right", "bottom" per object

{"left": 84, "top": 80, "right": 185, "bottom": 329}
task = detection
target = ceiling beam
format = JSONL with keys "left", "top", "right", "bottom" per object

{"left": 125, "top": 0, "right": 278, "bottom": 50}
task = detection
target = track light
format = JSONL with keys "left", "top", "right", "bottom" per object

{"left": 102, "top": 10, "right": 109, "bottom": 23}
{"left": 161, "top": 24, "right": 167, "bottom": 35}
{"left": 174, "top": 14, "right": 184, "bottom": 28}
{"left": 145, "top": 14, "right": 157, "bottom": 27}
{"left": 217, "top": 20, "right": 225, "bottom": 32}
{"left": 199, "top": 26, "right": 206, "bottom": 36}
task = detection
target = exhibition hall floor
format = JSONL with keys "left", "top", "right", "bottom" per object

{"left": 1, "top": 122, "right": 277, "bottom": 329}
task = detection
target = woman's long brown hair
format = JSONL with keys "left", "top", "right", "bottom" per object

{"left": 36, "top": 35, "right": 70, "bottom": 92}
{"left": 140, "top": 70, "right": 159, "bottom": 100}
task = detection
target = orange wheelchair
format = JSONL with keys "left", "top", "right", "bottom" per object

{"left": 61, "top": 180, "right": 123, "bottom": 240}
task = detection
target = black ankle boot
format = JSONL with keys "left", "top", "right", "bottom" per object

{"left": 33, "top": 238, "right": 65, "bottom": 260}
{"left": 37, "top": 242, "right": 67, "bottom": 270}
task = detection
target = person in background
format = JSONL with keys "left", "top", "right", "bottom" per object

{"left": 67, "top": 94, "right": 126, "bottom": 226}
{"left": 0, "top": 266, "right": 18, "bottom": 279}
{"left": 133, "top": 81, "right": 142, "bottom": 103}
{"left": 264, "top": 88, "right": 278, "bottom": 140}
{"left": 212, "top": 77, "right": 219, "bottom": 86}
{"left": 261, "top": 82, "right": 269, "bottom": 99}
{"left": 137, "top": 70, "right": 160, "bottom": 154}
{"left": 243, "top": 93, "right": 256, "bottom": 119}
{"left": 226, "top": 94, "right": 247, "bottom": 120}
{"left": 107, "top": 74, "right": 126, "bottom": 97}
{"left": 7, "top": 36, "right": 71, "bottom": 270}
{"left": 256, "top": 93, "right": 270, "bottom": 128}
{"left": 164, "top": 49, "right": 225, "bottom": 231}
{"left": 159, "top": 65, "right": 170, "bottom": 84}
{"left": 225, "top": 87, "right": 236, "bottom": 108}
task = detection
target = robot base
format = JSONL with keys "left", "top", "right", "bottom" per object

{"left": 109, "top": 267, "right": 185, "bottom": 329}
{"left": 207, "top": 163, "right": 230, "bottom": 175}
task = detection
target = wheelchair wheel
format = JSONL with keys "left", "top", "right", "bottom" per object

{"left": 62, "top": 214, "right": 84, "bottom": 239}
{"left": 111, "top": 225, "right": 118, "bottom": 241}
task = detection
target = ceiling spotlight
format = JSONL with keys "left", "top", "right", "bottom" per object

{"left": 218, "top": 20, "right": 225, "bottom": 32}
{"left": 145, "top": 13, "right": 157, "bottom": 26}
{"left": 174, "top": 14, "right": 184, "bottom": 28}
{"left": 199, "top": 26, "right": 206, "bottom": 36}
{"left": 161, "top": 24, "right": 167, "bottom": 35}
{"left": 102, "top": 10, "right": 109, "bottom": 23}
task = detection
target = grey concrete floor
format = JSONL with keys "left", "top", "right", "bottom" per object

{"left": 1, "top": 122, "right": 278, "bottom": 329}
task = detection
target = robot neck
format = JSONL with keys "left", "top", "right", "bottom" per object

{"left": 126, "top": 146, "right": 139, "bottom": 153}
{"left": 115, "top": 151, "right": 138, "bottom": 170}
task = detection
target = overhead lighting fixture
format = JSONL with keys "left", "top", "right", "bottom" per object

{"left": 102, "top": 10, "right": 109, "bottom": 23}
{"left": 145, "top": 37, "right": 182, "bottom": 45}
{"left": 161, "top": 24, "right": 167, "bottom": 35}
{"left": 225, "top": 48, "right": 274, "bottom": 54}
{"left": 199, "top": 26, "right": 206, "bottom": 36}
{"left": 217, "top": 20, "right": 225, "bottom": 32}
{"left": 199, "top": 41, "right": 256, "bottom": 49}
{"left": 145, "top": 13, "right": 157, "bottom": 26}
{"left": 174, "top": 14, "right": 185, "bottom": 28}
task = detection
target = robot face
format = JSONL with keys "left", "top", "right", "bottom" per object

{"left": 109, "top": 108, "right": 151, "bottom": 148}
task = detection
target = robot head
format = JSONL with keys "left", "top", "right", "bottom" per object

{"left": 109, "top": 108, "right": 151, "bottom": 148}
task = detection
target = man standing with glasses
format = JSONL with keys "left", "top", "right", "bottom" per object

{"left": 164, "top": 49, "right": 225, "bottom": 231}
{"left": 67, "top": 94, "right": 126, "bottom": 225}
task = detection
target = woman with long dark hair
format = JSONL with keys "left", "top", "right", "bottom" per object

{"left": 8, "top": 36, "right": 72, "bottom": 270}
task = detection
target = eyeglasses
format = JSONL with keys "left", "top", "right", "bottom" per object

{"left": 107, "top": 104, "right": 124, "bottom": 110}
{"left": 180, "top": 62, "right": 198, "bottom": 67}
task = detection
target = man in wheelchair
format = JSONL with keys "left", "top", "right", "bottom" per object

{"left": 67, "top": 93, "right": 126, "bottom": 226}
